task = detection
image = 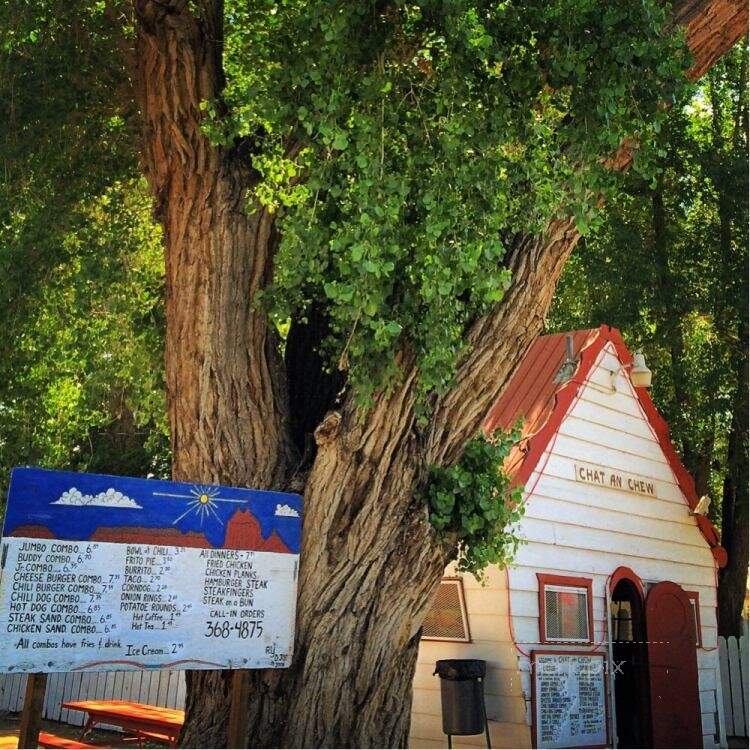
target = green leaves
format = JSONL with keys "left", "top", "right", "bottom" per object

{"left": 421, "top": 431, "right": 525, "bottom": 577}
{"left": 234, "top": 0, "right": 690, "bottom": 406}
{"left": 0, "top": 179, "right": 169, "bottom": 493}
{"left": 332, "top": 133, "right": 349, "bottom": 151}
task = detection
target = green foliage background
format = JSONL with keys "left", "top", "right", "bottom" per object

{"left": 0, "top": 3, "right": 168, "bottom": 498}
{"left": 0, "top": 180, "right": 169, "bottom": 493}
{"left": 422, "top": 431, "right": 524, "bottom": 576}
{"left": 549, "top": 46, "right": 748, "bottom": 524}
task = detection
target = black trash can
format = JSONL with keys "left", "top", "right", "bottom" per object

{"left": 434, "top": 659, "right": 490, "bottom": 748}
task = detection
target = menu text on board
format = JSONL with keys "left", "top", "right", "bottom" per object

{"left": 532, "top": 651, "right": 607, "bottom": 749}
{"left": 0, "top": 468, "right": 302, "bottom": 673}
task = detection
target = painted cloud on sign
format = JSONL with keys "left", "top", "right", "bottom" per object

{"left": 274, "top": 503, "right": 300, "bottom": 517}
{"left": 52, "top": 487, "right": 142, "bottom": 509}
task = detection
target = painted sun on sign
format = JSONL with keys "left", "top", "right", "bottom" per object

{"left": 152, "top": 485, "right": 246, "bottom": 526}
{"left": 3, "top": 467, "right": 302, "bottom": 553}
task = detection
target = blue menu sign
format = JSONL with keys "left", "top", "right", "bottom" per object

{"left": 0, "top": 467, "right": 303, "bottom": 673}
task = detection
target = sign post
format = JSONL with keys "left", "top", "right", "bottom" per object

{"left": 0, "top": 467, "right": 303, "bottom": 746}
{"left": 228, "top": 670, "right": 252, "bottom": 747}
{"left": 17, "top": 672, "right": 47, "bottom": 749}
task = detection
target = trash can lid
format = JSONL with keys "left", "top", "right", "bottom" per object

{"left": 433, "top": 659, "right": 486, "bottom": 680}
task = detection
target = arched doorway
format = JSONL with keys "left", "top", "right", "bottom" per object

{"left": 610, "top": 568, "right": 651, "bottom": 748}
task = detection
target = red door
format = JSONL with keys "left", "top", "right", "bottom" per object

{"left": 645, "top": 581, "right": 702, "bottom": 748}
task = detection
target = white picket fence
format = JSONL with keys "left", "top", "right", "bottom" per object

{"left": 719, "top": 628, "right": 749, "bottom": 739}
{"left": 0, "top": 632, "right": 748, "bottom": 744}
{"left": 0, "top": 670, "right": 185, "bottom": 728}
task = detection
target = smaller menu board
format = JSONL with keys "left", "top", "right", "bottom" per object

{"left": 532, "top": 651, "right": 607, "bottom": 749}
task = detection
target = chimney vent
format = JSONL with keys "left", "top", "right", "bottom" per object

{"left": 554, "top": 334, "right": 578, "bottom": 384}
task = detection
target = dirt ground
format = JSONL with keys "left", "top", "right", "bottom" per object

{"left": 0, "top": 714, "right": 139, "bottom": 749}
{"left": 2, "top": 713, "right": 745, "bottom": 750}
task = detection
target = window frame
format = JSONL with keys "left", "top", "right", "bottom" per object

{"left": 537, "top": 572, "right": 594, "bottom": 646}
{"left": 685, "top": 590, "right": 702, "bottom": 647}
{"left": 421, "top": 576, "right": 472, "bottom": 643}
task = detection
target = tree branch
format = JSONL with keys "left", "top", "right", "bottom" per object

{"left": 427, "top": 219, "right": 579, "bottom": 466}
{"left": 426, "top": 0, "right": 747, "bottom": 466}
{"left": 672, "top": 0, "right": 748, "bottom": 79}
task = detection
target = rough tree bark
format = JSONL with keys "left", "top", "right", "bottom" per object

{"left": 134, "top": 2, "right": 295, "bottom": 741}
{"left": 135, "top": 0, "right": 294, "bottom": 493}
{"left": 132, "top": 0, "right": 746, "bottom": 746}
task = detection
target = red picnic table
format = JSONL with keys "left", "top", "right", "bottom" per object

{"left": 61, "top": 700, "right": 184, "bottom": 748}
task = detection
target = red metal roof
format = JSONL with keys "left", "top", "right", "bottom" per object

{"left": 484, "top": 324, "right": 726, "bottom": 566}
{"left": 484, "top": 328, "right": 596, "bottom": 471}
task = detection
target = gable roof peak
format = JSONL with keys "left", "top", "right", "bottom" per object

{"left": 483, "top": 324, "right": 726, "bottom": 566}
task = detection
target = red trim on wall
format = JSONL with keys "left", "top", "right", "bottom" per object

{"left": 492, "top": 324, "right": 726, "bottom": 566}
{"left": 530, "top": 649, "right": 609, "bottom": 749}
{"left": 609, "top": 566, "right": 645, "bottom": 601}
{"left": 685, "top": 590, "right": 703, "bottom": 648}
{"left": 537, "top": 573, "right": 595, "bottom": 646}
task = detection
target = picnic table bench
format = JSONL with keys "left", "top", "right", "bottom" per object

{"left": 60, "top": 700, "right": 184, "bottom": 748}
{"left": 37, "top": 732, "right": 102, "bottom": 749}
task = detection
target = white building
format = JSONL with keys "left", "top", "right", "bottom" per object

{"left": 411, "top": 326, "right": 727, "bottom": 750}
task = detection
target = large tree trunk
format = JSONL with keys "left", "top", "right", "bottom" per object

{"left": 131, "top": 0, "right": 746, "bottom": 746}
{"left": 135, "top": 1, "right": 293, "bottom": 491}
{"left": 239, "top": 375, "right": 448, "bottom": 747}
{"left": 134, "top": 2, "right": 295, "bottom": 745}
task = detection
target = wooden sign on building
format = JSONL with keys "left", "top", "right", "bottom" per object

{"left": 531, "top": 651, "right": 607, "bottom": 749}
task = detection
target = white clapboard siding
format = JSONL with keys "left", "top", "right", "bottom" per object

{"left": 529, "top": 451, "right": 686, "bottom": 505}
{"left": 411, "top": 564, "right": 531, "bottom": 749}
{"left": 524, "top": 496, "right": 701, "bottom": 547}
{"left": 527, "top": 468, "right": 694, "bottom": 518}
{"left": 519, "top": 516, "right": 709, "bottom": 566}
{"left": 0, "top": 669, "right": 186, "bottom": 728}
{"left": 549, "top": 435, "right": 684, "bottom": 487}
{"left": 411, "top": 339, "right": 724, "bottom": 749}
{"left": 719, "top": 631, "right": 749, "bottom": 737}
{"left": 509, "top": 343, "right": 722, "bottom": 746}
